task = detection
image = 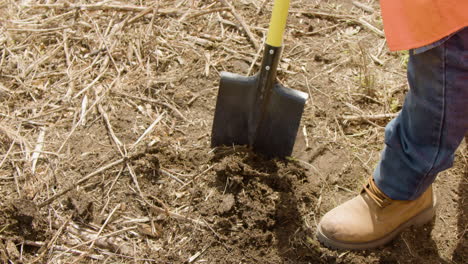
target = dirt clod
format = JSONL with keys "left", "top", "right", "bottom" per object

{"left": 217, "top": 194, "right": 235, "bottom": 214}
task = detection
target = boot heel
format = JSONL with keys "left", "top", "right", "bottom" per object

{"left": 412, "top": 207, "right": 435, "bottom": 226}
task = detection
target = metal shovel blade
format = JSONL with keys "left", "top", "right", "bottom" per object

{"left": 211, "top": 72, "right": 256, "bottom": 147}
{"left": 253, "top": 82, "right": 308, "bottom": 157}
{"left": 211, "top": 71, "right": 308, "bottom": 158}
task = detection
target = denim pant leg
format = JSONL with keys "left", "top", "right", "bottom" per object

{"left": 373, "top": 28, "right": 468, "bottom": 200}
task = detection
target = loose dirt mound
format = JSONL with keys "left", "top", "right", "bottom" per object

{"left": 0, "top": 0, "right": 466, "bottom": 263}
{"left": 195, "top": 149, "right": 321, "bottom": 263}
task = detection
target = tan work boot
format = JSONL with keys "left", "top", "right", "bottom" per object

{"left": 316, "top": 177, "right": 436, "bottom": 250}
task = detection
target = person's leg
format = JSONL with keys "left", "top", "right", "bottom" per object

{"left": 317, "top": 28, "right": 468, "bottom": 250}
{"left": 374, "top": 27, "right": 468, "bottom": 200}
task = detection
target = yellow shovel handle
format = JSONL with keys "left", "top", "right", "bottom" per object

{"left": 266, "top": 0, "right": 290, "bottom": 47}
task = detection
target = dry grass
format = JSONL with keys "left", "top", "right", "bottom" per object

{"left": 0, "top": 0, "right": 465, "bottom": 263}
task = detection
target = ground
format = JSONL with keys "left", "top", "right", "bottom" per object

{"left": 0, "top": 0, "right": 466, "bottom": 263}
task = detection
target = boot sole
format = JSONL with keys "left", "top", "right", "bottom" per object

{"left": 316, "top": 205, "right": 436, "bottom": 250}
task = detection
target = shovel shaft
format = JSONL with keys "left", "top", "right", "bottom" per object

{"left": 249, "top": 44, "right": 282, "bottom": 144}
{"left": 252, "top": 0, "right": 290, "bottom": 145}
{"left": 266, "top": 0, "right": 290, "bottom": 47}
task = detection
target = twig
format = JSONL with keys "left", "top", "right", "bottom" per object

{"left": 114, "top": 91, "right": 188, "bottom": 121}
{"left": 53, "top": 220, "right": 132, "bottom": 255}
{"left": 0, "top": 48, "right": 6, "bottom": 68}
{"left": 31, "top": 215, "right": 72, "bottom": 263}
{"left": 88, "top": 16, "right": 120, "bottom": 74}
{"left": 31, "top": 127, "right": 45, "bottom": 174}
{"left": 97, "top": 104, "right": 124, "bottom": 153}
{"left": 16, "top": 240, "right": 104, "bottom": 260}
{"left": 376, "top": 39, "right": 387, "bottom": 57}
{"left": 302, "top": 125, "right": 310, "bottom": 149}
{"left": 38, "top": 157, "right": 126, "bottom": 208}
{"left": 217, "top": 16, "right": 238, "bottom": 29}
{"left": 22, "top": 45, "right": 61, "bottom": 78}
{"left": 73, "top": 63, "right": 108, "bottom": 99}
{"left": 160, "top": 168, "right": 186, "bottom": 185}
{"left": 291, "top": 8, "right": 354, "bottom": 20}
{"left": 357, "top": 17, "right": 385, "bottom": 37}
{"left": 100, "top": 166, "right": 124, "bottom": 215}
{"left": 369, "top": 53, "right": 384, "bottom": 65}
{"left": 13, "top": 163, "right": 22, "bottom": 197}
{"left": 334, "top": 116, "right": 346, "bottom": 138}
{"left": 352, "top": 1, "right": 374, "bottom": 13}
{"left": 219, "top": 0, "right": 259, "bottom": 50}
{"left": 57, "top": 80, "right": 116, "bottom": 154}
{"left": 187, "top": 88, "right": 217, "bottom": 106}
{"left": 336, "top": 185, "right": 357, "bottom": 194}
{"left": 402, "top": 237, "right": 415, "bottom": 257}
{"left": 142, "top": 199, "right": 206, "bottom": 227}
{"left": 204, "top": 51, "right": 211, "bottom": 76}
{"left": 93, "top": 250, "right": 156, "bottom": 262}
{"left": 127, "top": 2, "right": 160, "bottom": 24}
{"left": 131, "top": 112, "right": 166, "bottom": 148}
{"left": 80, "top": 95, "right": 88, "bottom": 126}
{"left": 308, "top": 23, "right": 340, "bottom": 36}
{"left": 0, "top": 140, "right": 15, "bottom": 169}
{"left": 247, "top": 36, "right": 265, "bottom": 75}
{"left": 178, "top": 165, "right": 215, "bottom": 190}
{"left": 291, "top": 9, "right": 384, "bottom": 37}
{"left": 340, "top": 113, "right": 398, "bottom": 121}
{"left": 68, "top": 226, "right": 136, "bottom": 250}
{"left": 127, "top": 162, "right": 145, "bottom": 191}
{"left": 188, "top": 244, "right": 211, "bottom": 263}
{"left": 201, "top": 219, "right": 229, "bottom": 250}
{"left": 26, "top": 3, "right": 179, "bottom": 14}
{"left": 7, "top": 26, "right": 70, "bottom": 33}
{"left": 185, "top": 7, "right": 230, "bottom": 20}
{"left": 0, "top": 122, "right": 31, "bottom": 154}
{"left": 88, "top": 204, "right": 120, "bottom": 249}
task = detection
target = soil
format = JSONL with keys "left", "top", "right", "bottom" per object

{"left": 0, "top": 0, "right": 466, "bottom": 263}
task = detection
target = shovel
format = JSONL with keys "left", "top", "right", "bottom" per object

{"left": 211, "top": 0, "right": 308, "bottom": 158}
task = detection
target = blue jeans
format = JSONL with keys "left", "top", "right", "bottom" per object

{"left": 374, "top": 27, "right": 468, "bottom": 200}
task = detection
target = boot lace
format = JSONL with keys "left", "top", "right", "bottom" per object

{"left": 363, "top": 178, "right": 392, "bottom": 208}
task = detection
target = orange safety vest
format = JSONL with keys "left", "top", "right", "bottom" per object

{"left": 380, "top": 0, "right": 468, "bottom": 51}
